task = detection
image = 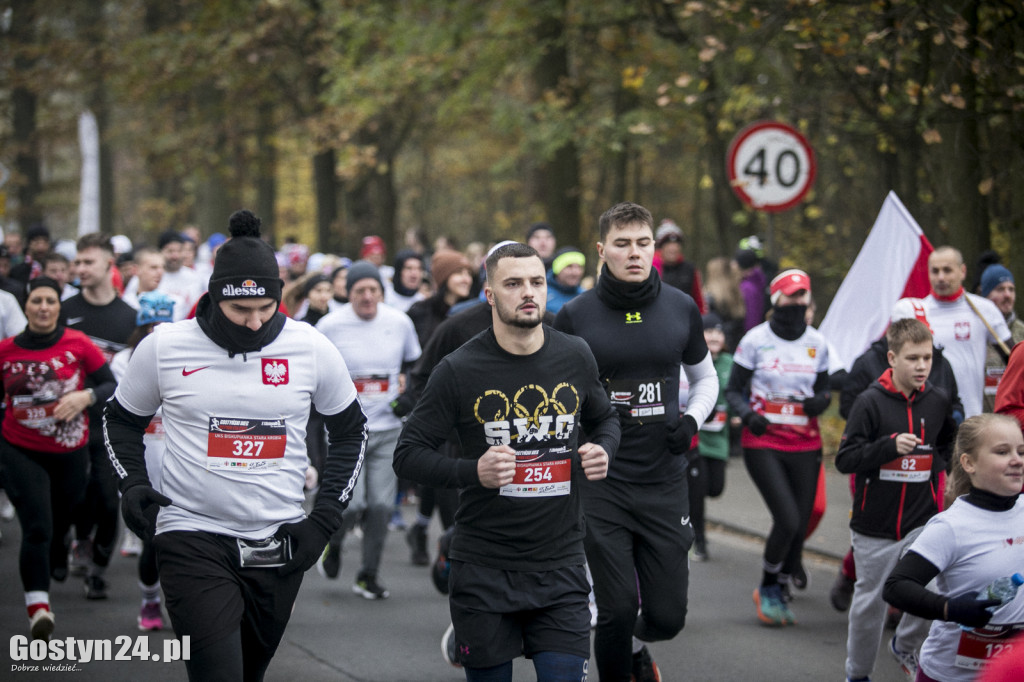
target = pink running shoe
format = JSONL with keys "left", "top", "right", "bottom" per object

{"left": 137, "top": 602, "right": 164, "bottom": 631}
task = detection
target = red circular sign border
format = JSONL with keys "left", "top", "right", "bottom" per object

{"left": 727, "top": 120, "right": 817, "bottom": 213}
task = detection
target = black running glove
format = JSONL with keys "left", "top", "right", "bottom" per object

{"left": 743, "top": 411, "right": 770, "bottom": 436}
{"left": 277, "top": 508, "right": 337, "bottom": 576}
{"left": 121, "top": 485, "right": 171, "bottom": 542}
{"left": 390, "top": 395, "right": 413, "bottom": 418}
{"left": 945, "top": 592, "right": 1001, "bottom": 628}
{"left": 667, "top": 415, "right": 699, "bottom": 455}
{"left": 802, "top": 392, "right": 831, "bottom": 418}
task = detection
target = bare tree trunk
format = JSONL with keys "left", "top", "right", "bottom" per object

{"left": 528, "top": 0, "right": 581, "bottom": 245}
{"left": 313, "top": 149, "right": 339, "bottom": 253}
{"left": 700, "top": 68, "right": 741, "bottom": 257}
{"left": 254, "top": 105, "right": 276, "bottom": 244}
{"left": 932, "top": 2, "right": 987, "bottom": 265}
{"left": 11, "top": 0, "right": 42, "bottom": 227}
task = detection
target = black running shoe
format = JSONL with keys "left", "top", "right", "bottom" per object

{"left": 431, "top": 526, "right": 454, "bottom": 595}
{"left": 630, "top": 645, "right": 661, "bottom": 682}
{"left": 84, "top": 575, "right": 108, "bottom": 600}
{"left": 352, "top": 571, "right": 390, "bottom": 600}
{"left": 407, "top": 524, "right": 429, "bottom": 566}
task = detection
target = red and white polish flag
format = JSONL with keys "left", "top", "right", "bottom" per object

{"left": 820, "top": 191, "right": 934, "bottom": 373}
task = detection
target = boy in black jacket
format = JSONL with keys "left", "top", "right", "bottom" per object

{"left": 836, "top": 318, "right": 957, "bottom": 682}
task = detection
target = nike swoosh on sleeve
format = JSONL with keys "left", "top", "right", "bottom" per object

{"left": 182, "top": 366, "right": 211, "bottom": 376}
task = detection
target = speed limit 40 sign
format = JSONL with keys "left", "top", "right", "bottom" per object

{"left": 727, "top": 121, "right": 816, "bottom": 213}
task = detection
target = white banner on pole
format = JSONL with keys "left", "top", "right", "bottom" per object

{"left": 78, "top": 110, "right": 100, "bottom": 236}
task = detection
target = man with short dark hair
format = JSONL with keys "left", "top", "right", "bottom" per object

{"left": 41, "top": 252, "right": 78, "bottom": 300}
{"left": 554, "top": 201, "right": 719, "bottom": 681}
{"left": 10, "top": 223, "right": 51, "bottom": 285}
{"left": 157, "top": 229, "right": 204, "bottom": 313}
{"left": 122, "top": 247, "right": 186, "bottom": 321}
{"left": 526, "top": 222, "right": 557, "bottom": 269}
{"left": 62, "top": 233, "right": 138, "bottom": 598}
{"left": 395, "top": 242, "right": 619, "bottom": 680}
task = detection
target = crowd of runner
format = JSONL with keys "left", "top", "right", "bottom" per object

{"left": 0, "top": 210, "right": 1021, "bottom": 682}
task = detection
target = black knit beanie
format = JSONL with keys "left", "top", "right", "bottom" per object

{"left": 208, "top": 210, "right": 283, "bottom": 303}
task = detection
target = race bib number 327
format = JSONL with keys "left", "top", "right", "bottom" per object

{"left": 207, "top": 417, "right": 287, "bottom": 471}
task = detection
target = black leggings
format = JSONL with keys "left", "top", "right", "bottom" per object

{"left": 583, "top": 477, "right": 692, "bottom": 681}
{"left": 687, "top": 455, "right": 727, "bottom": 545}
{"left": 416, "top": 485, "right": 458, "bottom": 528}
{"left": 0, "top": 439, "right": 88, "bottom": 592}
{"left": 72, "top": 438, "right": 120, "bottom": 567}
{"left": 138, "top": 538, "right": 159, "bottom": 586}
{"left": 742, "top": 448, "right": 821, "bottom": 579}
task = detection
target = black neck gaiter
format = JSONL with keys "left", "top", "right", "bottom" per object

{"left": 196, "top": 294, "right": 286, "bottom": 359}
{"left": 14, "top": 325, "right": 64, "bottom": 350}
{"left": 965, "top": 485, "right": 1019, "bottom": 512}
{"left": 595, "top": 264, "right": 661, "bottom": 310}
{"left": 769, "top": 304, "right": 808, "bottom": 341}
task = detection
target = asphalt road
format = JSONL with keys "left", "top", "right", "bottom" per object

{"left": 0, "top": 461, "right": 914, "bottom": 681}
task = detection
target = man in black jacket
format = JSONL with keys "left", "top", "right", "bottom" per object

{"left": 394, "top": 243, "right": 619, "bottom": 679}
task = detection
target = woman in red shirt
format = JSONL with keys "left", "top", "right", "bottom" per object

{"left": 0, "top": 277, "right": 115, "bottom": 641}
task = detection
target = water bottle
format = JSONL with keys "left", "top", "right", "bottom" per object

{"left": 982, "top": 573, "right": 1024, "bottom": 607}
{"left": 960, "top": 573, "right": 1024, "bottom": 631}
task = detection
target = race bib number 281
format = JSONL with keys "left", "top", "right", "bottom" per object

{"left": 207, "top": 417, "right": 287, "bottom": 471}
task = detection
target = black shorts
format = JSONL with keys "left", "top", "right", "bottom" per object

{"left": 153, "top": 530, "right": 304, "bottom": 652}
{"left": 448, "top": 560, "right": 591, "bottom": 668}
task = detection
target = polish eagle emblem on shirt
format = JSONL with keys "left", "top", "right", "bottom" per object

{"left": 261, "top": 358, "right": 289, "bottom": 386}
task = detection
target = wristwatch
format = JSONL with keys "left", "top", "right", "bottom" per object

{"left": 85, "top": 388, "right": 96, "bottom": 406}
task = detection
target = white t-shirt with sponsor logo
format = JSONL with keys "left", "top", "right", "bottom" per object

{"left": 923, "top": 293, "right": 1010, "bottom": 418}
{"left": 733, "top": 322, "right": 829, "bottom": 451}
{"left": 113, "top": 317, "right": 358, "bottom": 539}
{"left": 316, "top": 303, "right": 421, "bottom": 432}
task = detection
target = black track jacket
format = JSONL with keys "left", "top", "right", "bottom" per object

{"left": 835, "top": 369, "right": 956, "bottom": 540}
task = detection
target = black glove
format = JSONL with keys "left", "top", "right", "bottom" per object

{"left": 276, "top": 507, "right": 339, "bottom": 576}
{"left": 802, "top": 392, "right": 831, "bottom": 418}
{"left": 945, "top": 592, "right": 1001, "bottom": 628}
{"left": 120, "top": 485, "right": 171, "bottom": 542}
{"left": 743, "top": 412, "right": 770, "bottom": 436}
{"left": 667, "top": 415, "right": 699, "bottom": 455}
{"left": 390, "top": 395, "right": 412, "bottom": 418}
